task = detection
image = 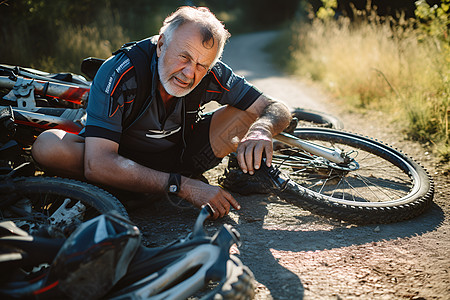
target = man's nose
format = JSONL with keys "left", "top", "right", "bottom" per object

{"left": 182, "top": 62, "right": 195, "bottom": 79}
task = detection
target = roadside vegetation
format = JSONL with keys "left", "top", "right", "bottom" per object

{"left": 271, "top": 0, "right": 449, "bottom": 162}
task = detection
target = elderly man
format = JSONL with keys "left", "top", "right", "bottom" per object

{"left": 32, "top": 6, "right": 291, "bottom": 219}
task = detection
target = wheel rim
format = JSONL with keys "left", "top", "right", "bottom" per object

{"left": 273, "top": 130, "right": 424, "bottom": 207}
{"left": 1, "top": 191, "right": 102, "bottom": 237}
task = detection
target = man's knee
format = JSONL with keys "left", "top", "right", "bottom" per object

{"left": 32, "top": 130, "right": 59, "bottom": 165}
{"left": 209, "top": 106, "right": 256, "bottom": 158}
{"left": 32, "top": 129, "right": 84, "bottom": 169}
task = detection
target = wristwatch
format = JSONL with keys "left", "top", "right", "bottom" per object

{"left": 167, "top": 173, "right": 182, "bottom": 195}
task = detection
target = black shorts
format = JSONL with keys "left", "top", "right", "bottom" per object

{"left": 119, "top": 113, "right": 222, "bottom": 177}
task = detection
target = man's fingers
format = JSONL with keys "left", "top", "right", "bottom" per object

{"left": 210, "top": 191, "right": 232, "bottom": 218}
{"left": 221, "top": 189, "right": 240, "bottom": 210}
{"left": 264, "top": 142, "right": 273, "bottom": 167}
{"left": 219, "top": 196, "right": 231, "bottom": 216}
{"left": 237, "top": 138, "right": 274, "bottom": 174}
{"left": 236, "top": 146, "right": 248, "bottom": 173}
{"left": 209, "top": 199, "right": 224, "bottom": 219}
{"left": 212, "top": 209, "right": 220, "bottom": 219}
{"left": 216, "top": 203, "right": 227, "bottom": 218}
{"left": 253, "top": 143, "right": 265, "bottom": 170}
{"left": 209, "top": 190, "right": 240, "bottom": 219}
{"left": 244, "top": 144, "right": 255, "bottom": 174}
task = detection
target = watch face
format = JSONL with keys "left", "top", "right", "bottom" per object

{"left": 169, "top": 184, "right": 178, "bottom": 193}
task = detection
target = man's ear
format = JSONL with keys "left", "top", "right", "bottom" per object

{"left": 156, "top": 34, "right": 165, "bottom": 58}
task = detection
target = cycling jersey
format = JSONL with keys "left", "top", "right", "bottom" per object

{"left": 83, "top": 36, "right": 262, "bottom": 171}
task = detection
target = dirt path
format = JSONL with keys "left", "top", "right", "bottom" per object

{"left": 130, "top": 31, "right": 450, "bottom": 299}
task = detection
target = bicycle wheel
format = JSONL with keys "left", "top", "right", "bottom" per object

{"left": 291, "top": 108, "right": 344, "bottom": 129}
{"left": 273, "top": 128, "right": 434, "bottom": 224}
{"left": 0, "top": 176, "right": 128, "bottom": 237}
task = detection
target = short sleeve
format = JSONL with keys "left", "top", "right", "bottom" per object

{"left": 203, "top": 61, "right": 262, "bottom": 110}
{"left": 84, "top": 54, "right": 136, "bottom": 143}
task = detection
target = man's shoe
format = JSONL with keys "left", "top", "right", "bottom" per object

{"left": 218, "top": 153, "right": 275, "bottom": 195}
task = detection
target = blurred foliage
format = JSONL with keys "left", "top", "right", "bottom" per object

{"left": 316, "top": 0, "right": 337, "bottom": 20}
{"left": 0, "top": 0, "right": 181, "bottom": 71}
{"left": 0, "top": 0, "right": 300, "bottom": 72}
{"left": 415, "top": 0, "right": 450, "bottom": 44}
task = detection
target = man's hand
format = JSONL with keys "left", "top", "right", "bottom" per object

{"left": 232, "top": 95, "right": 291, "bottom": 176}
{"left": 236, "top": 128, "right": 273, "bottom": 175}
{"left": 179, "top": 178, "right": 240, "bottom": 219}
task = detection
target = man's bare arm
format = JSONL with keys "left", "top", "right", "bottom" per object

{"left": 84, "top": 137, "right": 240, "bottom": 219}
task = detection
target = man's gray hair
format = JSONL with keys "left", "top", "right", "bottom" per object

{"left": 159, "top": 6, "right": 231, "bottom": 67}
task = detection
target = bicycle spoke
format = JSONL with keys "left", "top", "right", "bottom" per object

{"left": 274, "top": 135, "right": 418, "bottom": 204}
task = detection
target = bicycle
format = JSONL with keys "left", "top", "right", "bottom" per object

{"left": 0, "top": 205, "right": 255, "bottom": 299}
{"left": 273, "top": 129, "right": 434, "bottom": 223}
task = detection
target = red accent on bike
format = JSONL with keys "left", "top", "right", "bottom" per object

{"left": 33, "top": 79, "right": 89, "bottom": 104}
{"left": 55, "top": 87, "right": 89, "bottom": 104}
{"left": 33, "top": 281, "right": 59, "bottom": 295}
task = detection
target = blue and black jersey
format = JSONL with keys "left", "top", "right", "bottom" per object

{"left": 83, "top": 35, "right": 262, "bottom": 164}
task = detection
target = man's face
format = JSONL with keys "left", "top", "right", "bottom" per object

{"left": 157, "top": 22, "right": 218, "bottom": 97}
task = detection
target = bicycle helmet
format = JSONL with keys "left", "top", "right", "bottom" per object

{"left": 46, "top": 212, "right": 140, "bottom": 300}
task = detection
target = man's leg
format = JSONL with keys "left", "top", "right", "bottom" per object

{"left": 32, "top": 129, "right": 85, "bottom": 178}
{"left": 209, "top": 105, "right": 257, "bottom": 158}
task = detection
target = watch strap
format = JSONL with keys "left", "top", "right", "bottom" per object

{"left": 167, "top": 173, "right": 182, "bottom": 195}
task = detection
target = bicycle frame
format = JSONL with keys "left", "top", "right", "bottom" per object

{"left": 275, "top": 132, "right": 347, "bottom": 164}
{"left": 0, "top": 105, "right": 84, "bottom": 134}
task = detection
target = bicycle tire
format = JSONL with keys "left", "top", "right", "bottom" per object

{"left": 205, "top": 255, "right": 255, "bottom": 300}
{"left": 291, "top": 108, "right": 344, "bottom": 129}
{"left": 273, "top": 128, "right": 434, "bottom": 224}
{"left": 0, "top": 176, "right": 128, "bottom": 237}
{"left": 109, "top": 248, "right": 255, "bottom": 300}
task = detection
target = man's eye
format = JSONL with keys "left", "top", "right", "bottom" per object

{"left": 197, "top": 64, "right": 207, "bottom": 72}
{"left": 179, "top": 55, "right": 188, "bottom": 62}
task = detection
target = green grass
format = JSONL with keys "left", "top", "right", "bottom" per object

{"left": 270, "top": 10, "right": 449, "bottom": 162}
{"left": 1, "top": 6, "right": 129, "bottom": 74}
{"left": 39, "top": 24, "right": 128, "bottom": 73}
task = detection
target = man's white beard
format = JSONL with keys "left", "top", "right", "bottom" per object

{"left": 158, "top": 51, "right": 195, "bottom": 97}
